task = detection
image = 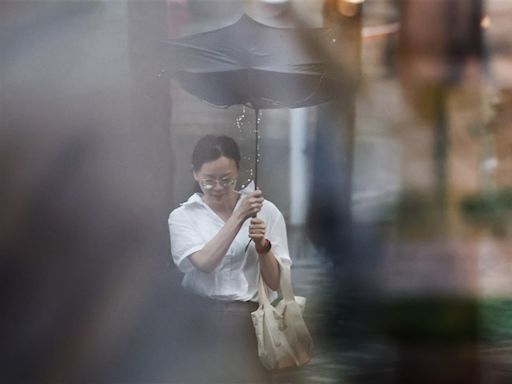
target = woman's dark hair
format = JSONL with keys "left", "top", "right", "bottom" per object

{"left": 192, "top": 135, "right": 241, "bottom": 172}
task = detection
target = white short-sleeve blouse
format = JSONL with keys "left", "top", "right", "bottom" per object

{"left": 168, "top": 183, "right": 291, "bottom": 302}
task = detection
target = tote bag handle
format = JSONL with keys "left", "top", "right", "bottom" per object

{"left": 257, "top": 259, "right": 295, "bottom": 307}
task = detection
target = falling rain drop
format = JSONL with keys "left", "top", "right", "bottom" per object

{"left": 235, "top": 106, "right": 247, "bottom": 133}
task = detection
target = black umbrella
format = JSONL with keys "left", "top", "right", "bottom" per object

{"left": 166, "top": 13, "right": 336, "bottom": 186}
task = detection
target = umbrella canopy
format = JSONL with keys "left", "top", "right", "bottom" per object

{"left": 166, "top": 13, "right": 336, "bottom": 110}
{"left": 166, "top": 13, "right": 339, "bottom": 194}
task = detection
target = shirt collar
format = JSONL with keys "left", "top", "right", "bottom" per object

{"left": 240, "top": 180, "right": 255, "bottom": 195}
{"left": 180, "top": 181, "right": 255, "bottom": 207}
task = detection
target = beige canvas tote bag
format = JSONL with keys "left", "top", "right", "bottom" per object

{"left": 251, "top": 260, "right": 313, "bottom": 370}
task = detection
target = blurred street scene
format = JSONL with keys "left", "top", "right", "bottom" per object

{"left": 1, "top": 0, "right": 512, "bottom": 383}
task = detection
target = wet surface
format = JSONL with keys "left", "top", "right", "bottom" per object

{"left": 272, "top": 229, "right": 512, "bottom": 384}
{"left": 273, "top": 236, "right": 396, "bottom": 384}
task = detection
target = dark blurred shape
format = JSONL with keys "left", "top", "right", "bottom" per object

{"left": 387, "top": 1, "right": 485, "bottom": 383}
{"left": 398, "top": 0, "right": 484, "bottom": 120}
{"left": 0, "top": 1, "right": 178, "bottom": 382}
{"left": 322, "top": 0, "right": 363, "bottom": 89}
{"left": 398, "top": 0, "right": 484, "bottom": 208}
{"left": 307, "top": 0, "right": 362, "bottom": 261}
{"left": 382, "top": 296, "right": 480, "bottom": 384}
{"left": 460, "top": 187, "right": 512, "bottom": 237}
{"left": 304, "top": 0, "right": 492, "bottom": 383}
{"left": 307, "top": 3, "right": 393, "bottom": 384}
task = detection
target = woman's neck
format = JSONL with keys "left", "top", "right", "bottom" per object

{"left": 203, "top": 191, "right": 239, "bottom": 216}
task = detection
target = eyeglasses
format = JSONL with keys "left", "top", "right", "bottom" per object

{"left": 199, "top": 177, "right": 236, "bottom": 191}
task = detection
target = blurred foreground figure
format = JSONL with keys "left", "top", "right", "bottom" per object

{"left": 307, "top": 2, "right": 392, "bottom": 383}
{"left": 0, "top": 2, "right": 177, "bottom": 383}
{"left": 388, "top": 1, "right": 487, "bottom": 383}
{"left": 305, "top": 0, "right": 507, "bottom": 383}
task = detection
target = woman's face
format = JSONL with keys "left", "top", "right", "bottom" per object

{"left": 193, "top": 156, "right": 239, "bottom": 201}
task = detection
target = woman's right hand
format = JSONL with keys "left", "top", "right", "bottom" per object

{"left": 234, "top": 189, "right": 264, "bottom": 222}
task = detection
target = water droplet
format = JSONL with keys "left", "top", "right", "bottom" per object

{"left": 234, "top": 106, "right": 248, "bottom": 132}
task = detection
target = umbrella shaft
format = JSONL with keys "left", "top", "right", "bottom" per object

{"left": 254, "top": 108, "right": 259, "bottom": 189}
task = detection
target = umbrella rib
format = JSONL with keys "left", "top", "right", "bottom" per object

{"left": 168, "top": 43, "right": 241, "bottom": 68}
{"left": 252, "top": 71, "right": 329, "bottom": 108}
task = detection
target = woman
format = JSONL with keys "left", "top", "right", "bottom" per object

{"left": 168, "top": 135, "right": 291, "bottom": 383}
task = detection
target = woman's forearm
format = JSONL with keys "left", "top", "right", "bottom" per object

{"left": 259, "top": 250, "right": 280, "bottom": 291}
{"left": 189, "top": 214, "right": 244, "bottom": 273}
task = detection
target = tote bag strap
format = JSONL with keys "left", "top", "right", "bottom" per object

{"left": 275, "top": 259, "right": 313, "bottom": 351}
{"left": 278, "top": 260, "right": 295, "bottom": 303}
{"left": 257, "top": 258, "right": 294, "bottom": 305}
{"left": 257, "top": 258, "right": 296, "bottom": 305}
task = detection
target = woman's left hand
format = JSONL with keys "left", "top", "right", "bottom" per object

{"left": 248, "top": 217, "right": 266, "bottom": 248}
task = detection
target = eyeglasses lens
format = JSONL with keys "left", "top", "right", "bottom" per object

{"left": 201, "top": 178, "right": 234, "bottom": 190}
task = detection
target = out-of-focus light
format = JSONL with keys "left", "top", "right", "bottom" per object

{"left": 253, "top": 0, "right": 290, "bottom": 18}
{"left": 481, "top": 157, "right": 498, "bottom": 171}
{"left": 337, "top": 0, "right": 359, "bottom": 17}
{"left": 362, "top": 22, "right": 400, "bottom": 40}
{"left": 481, "top": 15, "right": 491, "bottom": 29}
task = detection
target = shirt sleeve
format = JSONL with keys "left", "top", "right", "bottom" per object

{"left": 168, "top": 208, "right": 204, "bottom": 273}
{"left": 267, "top": 206, "right": 292, "bottom": 267}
